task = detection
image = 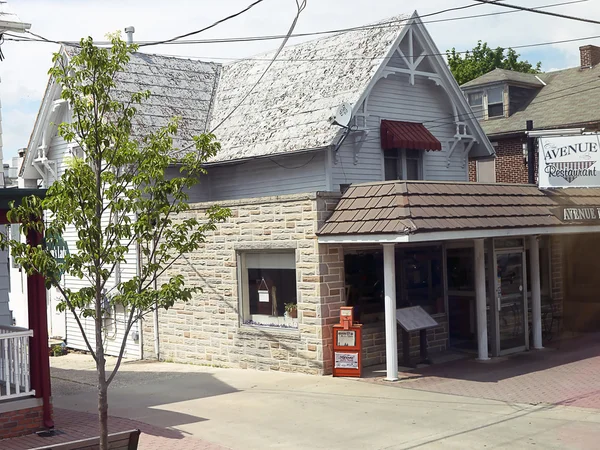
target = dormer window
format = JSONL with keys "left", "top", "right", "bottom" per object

{"left": 465, "top": 87, "right": 505, "bottom": 120}
{"left": 487, "top": 87, "right": 504, "bottom": 118}
{"left": 468, "top": 92, "right": 483, "bottom": 108}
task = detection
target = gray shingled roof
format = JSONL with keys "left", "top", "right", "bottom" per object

{"left": 208, "top": 15, "right": 410, "bottom": 163}
{"left": 61, "top": 47, "right": 220, "bottom": 153}
{"left": 115, "top": 53, "right": 220, "bottom": 152}
{"left": 56, "top": 15, "right": 409, "bottom": 163}
{"left": 464, "top": 65, "right": 600, "bottom": 137}
{"left": 461, "top": 68, "right": 544, "bottom": 89}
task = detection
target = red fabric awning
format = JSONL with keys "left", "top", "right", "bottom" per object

{"left": 380, "top": 120, "right": 442, "bottom": 151}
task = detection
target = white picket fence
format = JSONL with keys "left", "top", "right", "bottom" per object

{"left": 0, "top": 325, "right": 35, "bottom": 400}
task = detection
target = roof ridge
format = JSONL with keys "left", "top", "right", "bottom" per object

{"left": 223, "top": 12, "right": 413, "bottom": 67}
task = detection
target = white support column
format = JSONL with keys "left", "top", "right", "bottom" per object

{"left": 474, "top": 239, "right": 489, "bottom": 361}
{"left": 529, "top": 235, "right": 543, "bottom": 349}
{"left": 383, "top": 243, "right": 398, "bottom": 381}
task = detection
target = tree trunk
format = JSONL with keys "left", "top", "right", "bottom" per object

{"left": 98, "top": 364, "right": 109, "bottom": 450}
{"left": 96, "top": 317, "right": 109, "bottom": 450}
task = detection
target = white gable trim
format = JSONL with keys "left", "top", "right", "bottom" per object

{"left": 347, "top": 11, "right": 494, "bottom": 164}
{"left": 409, "top": 13, "right": 495, "bottom": 160}
{"left": 20, "top": 77, "right": 63, "bottom": 180}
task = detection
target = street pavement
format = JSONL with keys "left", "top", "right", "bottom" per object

{"left": 4, "top": 335, "right": 600, "bottom": 449}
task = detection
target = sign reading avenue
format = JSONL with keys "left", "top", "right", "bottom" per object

{"left": 561, "top": 207, "right": 600, "bottom": 221}
{"left": 538, "top": 134, "right": 600, "bottom": 188}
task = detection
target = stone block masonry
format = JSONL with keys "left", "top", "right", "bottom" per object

{"left": 143, "top": 192, "right": 343, "bottom": 375}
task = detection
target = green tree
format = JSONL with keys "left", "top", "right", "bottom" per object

{"left": 3, "top": 35, "right": 230, "bottom": 449}
{"left": 447, "top": 41, "right": 542, "bottom": 85}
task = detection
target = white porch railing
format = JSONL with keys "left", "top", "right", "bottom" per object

{"left": 0, "top": 325, "right": 35, "bottom": 400}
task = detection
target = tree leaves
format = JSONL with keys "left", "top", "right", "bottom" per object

{"left": 8, "top": 33, "right": 231, "bottom": 373}
{"left": 446, "top": 41, "right": 542, "bottom": 86}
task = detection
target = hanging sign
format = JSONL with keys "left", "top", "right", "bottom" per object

{"left": 538, "top": 134, "right": 600, "bottom": 188}
{"left": 258, "top": 278, "right": 269, "bottom": 303}
{"left": 44, "top": 230, "right": 69, "bottom": 279}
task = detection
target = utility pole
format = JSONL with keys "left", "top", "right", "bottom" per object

{"left": 526, "top": 120, "right": 535, "bottom": 184}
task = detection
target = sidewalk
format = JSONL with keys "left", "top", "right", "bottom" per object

{"left": 368, "top": 333, "right": 600, "bottom": 409}
{"left": 2, "top": 408, "right": 228, "bottom": 450}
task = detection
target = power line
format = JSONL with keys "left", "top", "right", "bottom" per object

{"left": 113, "top": 31, "right": 600, "bottom": 64}
{"left": 138, "top": 0, "right": 267, "bottom": 47}
{"left": 8, "top": 30, "right": 600, "bottom": 65}
{"left": 7, "top": 0, "right": 582, "bottom": 48}
{"left": 474, "top": 0, "right": 600, "bottom": 25}
{"left": 348, "top": 77, "right": 600, "bottom": 142}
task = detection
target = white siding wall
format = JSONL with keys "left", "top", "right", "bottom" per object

{"left": 46, "top": 134, "right": 141, "bottom": 358}
{"left": 332, "top": 73, "right": 468, "bottom": 190}
{"left": 0, "top": 243, "right": 12, "bottom": 327}
{"left": 205, "top": 151, "right": 327, "bottom": 201}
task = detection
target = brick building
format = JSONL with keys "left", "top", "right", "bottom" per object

{"left": 464, "top": 45, "right": 600, "bottom": 184}
{"left": 461, "top": 45, "right": 600, "bottom": 336}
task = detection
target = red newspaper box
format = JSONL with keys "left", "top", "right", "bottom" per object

{"left": 333, "top": 307, "right": 362, "bottom": 377}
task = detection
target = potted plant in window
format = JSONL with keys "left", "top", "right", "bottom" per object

{"left": 285, "top": 303, "right": 297, "bottom": 319}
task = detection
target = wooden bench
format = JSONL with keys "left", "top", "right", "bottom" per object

{"left": 31, "top": 429, "right": 141, "bottom": 450}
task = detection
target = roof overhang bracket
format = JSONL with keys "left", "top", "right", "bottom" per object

{"left": 353, "top": 129, "right": 370, "bottom": 165}
{"left": 447, "top": 135, "right": 477, "bottom": 168}
{"left": 462, "top": 140, "right": 476, "bottom": 168}
{"left": 41, "top": 99, "right": 67, "bottom": 149}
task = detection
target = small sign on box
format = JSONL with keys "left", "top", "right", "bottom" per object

{"left": 335, "top": 352, "right": 358, "bottom": 369}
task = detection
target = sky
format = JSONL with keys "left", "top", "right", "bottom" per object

{"left": 1, "top": 0, "right": 599, "bottom": 163}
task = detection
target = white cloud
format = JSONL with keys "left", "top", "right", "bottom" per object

{"left": 1, "top": 0, "right": 599, "bottom": 161}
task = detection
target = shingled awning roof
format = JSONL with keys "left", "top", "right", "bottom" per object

{"left": 318, "top": 181, "right": 600, "bottom": 242}
{"left": 380, "top": 120, "right": 442, "bottom": 151}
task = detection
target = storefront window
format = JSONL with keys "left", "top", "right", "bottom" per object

{"left": 344, "top": 246, "right": 444, "bottom": 323}
{"left": 400, "top": 246, "right": 444, "bottom": 315}
{"left": 241, "top": 252, "right": 298, "bottom": 329}
{"left": 447, "top": 248, "right": 474, "bottom": 292}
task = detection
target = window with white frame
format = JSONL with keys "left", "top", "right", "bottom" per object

{"left": 240, "top": 252, "right": 298, "bottom": 329}
{"left": 467, "top": 92, "right": 483, "bottom": 108}
{"left": 384, "top": 149, "right": 423, "bottom": 181}
{"left": 487, "top": 87, "right": 504, "bottom": 118}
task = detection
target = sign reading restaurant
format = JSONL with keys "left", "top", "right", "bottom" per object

{"left": 538, "top": 134, "right": 600, "bottom": 188}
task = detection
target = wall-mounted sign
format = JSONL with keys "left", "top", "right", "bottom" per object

{"left": 336, "top": 330, "right": 356, "bottom": 347}
{"left": 553, "top": 206, "right": 600, "bottom": 222}
{"left": 45, "top": 230, "right": 69, "bottom": 279}
{"left": 334, "top": 352, "right": 358, "bottom": 369}
{"left": 538, "top": 134, "right": 600, "bottom": 188}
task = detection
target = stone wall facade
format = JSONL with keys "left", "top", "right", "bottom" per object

{"left": 143, "top": 192, "right": 344, "bottom": 375}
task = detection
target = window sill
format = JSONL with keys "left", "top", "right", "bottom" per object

{"left": 239, "top": 324, "right": 301, "bottom": 340}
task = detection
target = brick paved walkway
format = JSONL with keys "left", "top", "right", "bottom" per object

{"left": 1, "top": 408, "right": 228, "bottom": 450}
{"left": 385, "top": 333, "right": 600, "bottom": 409}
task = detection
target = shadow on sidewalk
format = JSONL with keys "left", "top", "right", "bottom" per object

{"left": 51, "top": 367, "right": 238, "bottom": 431}
{"left": 368, "top": 332, "right": 600, "bottom": 385}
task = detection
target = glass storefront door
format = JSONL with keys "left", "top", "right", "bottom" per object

{"left": 495, "top": 250, "right": 528, "bottom": 354}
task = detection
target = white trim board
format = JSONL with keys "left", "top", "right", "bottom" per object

{"left": 317, "top": 225, "right": 600, "bottom": 244}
